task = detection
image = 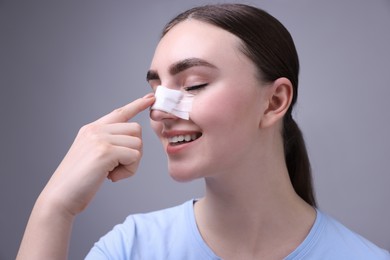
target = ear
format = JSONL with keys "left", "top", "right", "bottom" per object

{"left": 260, "top": 77, "right": 293, "bottom": 128}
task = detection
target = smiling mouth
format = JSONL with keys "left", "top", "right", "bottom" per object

{"left": 168, "top": 133, "right": 202, "bottom": 146}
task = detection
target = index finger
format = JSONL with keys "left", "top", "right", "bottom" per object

{"left": 96, "top": 94, "right": 155, "bottom": 124}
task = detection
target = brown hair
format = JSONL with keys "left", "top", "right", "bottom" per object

{"left": 162, "top": 4, "right": 316, "bottom": 207}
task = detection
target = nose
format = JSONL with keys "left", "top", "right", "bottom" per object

{"left": 150, "top": 108, "right": 179, "bottom": 121}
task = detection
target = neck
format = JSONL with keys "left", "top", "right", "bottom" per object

{"left": 198, "top": 158, "right": 311, "bottom": 229}
{"left": 194, "top": 130, "right": 316, "bottom": 259}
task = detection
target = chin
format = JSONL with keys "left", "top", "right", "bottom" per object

{"left": 168, "top": 165, "right": 203, "bottom": 183}
{"left": 169, "top": 171, "right": 199, "bottom": 183}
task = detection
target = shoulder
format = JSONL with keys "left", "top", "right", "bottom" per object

{"left": 290, "top": 209, "right": 390, "bottom": 260}
{"left": 321, "top": 211, "right": 389, "bottom": 258}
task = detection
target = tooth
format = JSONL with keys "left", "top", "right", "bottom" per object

{"left": 169, "top": 134, "right": 200, "bottom": 144}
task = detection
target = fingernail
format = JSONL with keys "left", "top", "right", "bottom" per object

{"left": 143, "top": 93, "right": 155, "bottom": 99}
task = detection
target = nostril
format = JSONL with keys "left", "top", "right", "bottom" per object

{"left": 150, "top": 109, "right": 177, "bottom": 121}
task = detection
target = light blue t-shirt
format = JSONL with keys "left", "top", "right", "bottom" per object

{"left": 86, "top": 200, "right": 390, "bottom": 259}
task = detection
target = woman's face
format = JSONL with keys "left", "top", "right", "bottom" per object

{"left": 148, "top": 20, "right": 270, "bottom": 182}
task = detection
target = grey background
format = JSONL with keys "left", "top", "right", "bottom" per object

{"left": 1, "top": 0, "right": 389, "bottom": 259}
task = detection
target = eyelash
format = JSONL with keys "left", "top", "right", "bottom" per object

{"left": 183, "top": 83, "right": 208, "bottom": 92}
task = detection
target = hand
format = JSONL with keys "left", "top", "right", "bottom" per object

{"left": 41, "top": 94, "right": 155, "bottom": 216}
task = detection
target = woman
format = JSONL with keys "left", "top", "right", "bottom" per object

{"left": 17, "top": 4, "right": 389, "bottom": 259}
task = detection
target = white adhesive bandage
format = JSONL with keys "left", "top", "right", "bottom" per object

{"left": 151, "top": 85, "right": 193, "bottom": 120}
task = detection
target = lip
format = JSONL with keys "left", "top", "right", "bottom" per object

{"left": 163, "top": 130, "right": 202, "bottom": 155}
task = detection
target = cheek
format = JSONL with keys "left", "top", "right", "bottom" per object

{"left": 189, "top": 97, "right": 221, "bottom": 127}
{"left": 190, "top": 89, "right": 251, "bottom": 124}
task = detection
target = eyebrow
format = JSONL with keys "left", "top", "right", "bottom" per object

{"left": 146, "top": 58, "right": 217, "bottom": 82}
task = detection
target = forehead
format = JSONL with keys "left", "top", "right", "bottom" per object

{"left": 150, "top": 20, "right": 244, "bottom": 70}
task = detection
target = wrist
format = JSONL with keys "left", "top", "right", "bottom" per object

{"left": 34, "top": 190, "right": 78, "bottom": 222}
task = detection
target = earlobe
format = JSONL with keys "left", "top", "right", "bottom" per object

{"left": 260, "top": 77, "right": 293, "bottom": 128}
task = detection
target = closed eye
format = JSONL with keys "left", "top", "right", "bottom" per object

{"left": 184, "top": 83, "right": 208, "bottom": 92}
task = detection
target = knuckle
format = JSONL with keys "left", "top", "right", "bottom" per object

{"left": 132, "top": 149, "right": 142, "bottom": 161}
{"left": 95, "top": 142, "right": 112, "bottom": 158}
{"left": 112, "top": 107, "right": 127, "bottom": 121}
{"left": 130, "top": 123, "right": 142, "bottom": 137}
{"left": 133, "top": 123, "right": 142, "bottom": 132}
{"left": 79, "top": 124, "right": 105, "bottom": 145}
{"left": 113, "top": 107, "right": 123, "bottom": 114}
{"left": 79, "top": 123, "right": 99, "bottom": 136}
{"left": 134, "top": 137, "right": 143, "bottom": 150}
{"left": 128, "top": 121, "right": 141, "bottom": 130}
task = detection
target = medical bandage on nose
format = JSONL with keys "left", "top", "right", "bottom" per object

{"left": 151, "top": 85, "right": 193, "bottom": 120}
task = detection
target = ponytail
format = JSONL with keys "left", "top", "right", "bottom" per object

{"left": 283, "top": 115, "right": 316, "bottom": 207}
